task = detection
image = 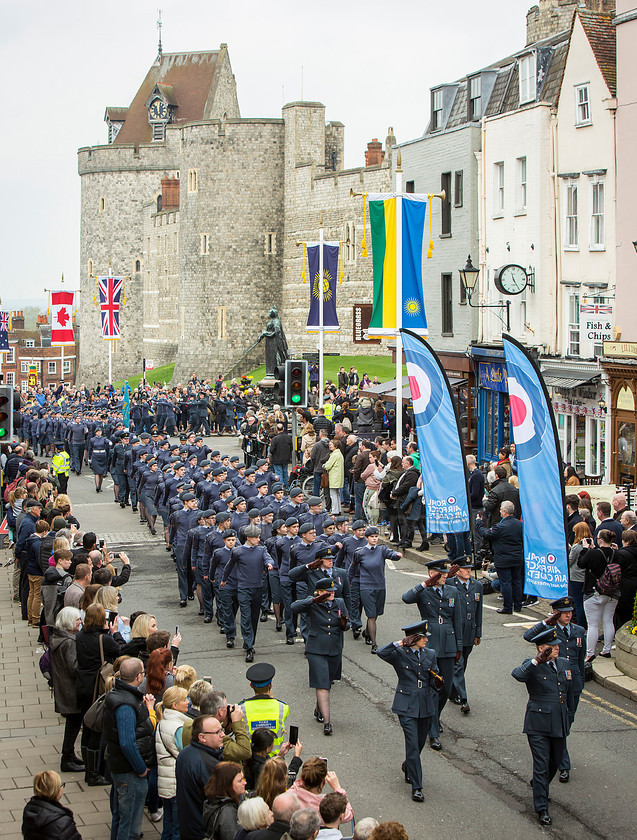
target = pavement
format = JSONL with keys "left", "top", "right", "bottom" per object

{"left": 1, "top": 450, "right": 636, "bottom": 839}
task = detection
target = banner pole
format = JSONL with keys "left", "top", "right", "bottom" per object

{"left": 108, "top": 342, "right": 112, "bottom": 385}
{"left": 319, "top": 221, "right": 324, "bottom": 409}
{"left": 61, "top": 344, "right": 64, "bottom": 386}
{"left": 395, "top": 157, "right": 403, "bottom": 452}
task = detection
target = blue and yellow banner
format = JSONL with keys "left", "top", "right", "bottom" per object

{"left": 306, "top": 244, "right": 340, "bottom": 332}
{"left": 122, "top": 380, "right": 131, "bottom": 428}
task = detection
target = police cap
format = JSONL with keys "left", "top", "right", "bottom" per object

{"left": 246, "top": 662, "right": 275, "bottom": 687}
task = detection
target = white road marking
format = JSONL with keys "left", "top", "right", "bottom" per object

{"left": 503, "top": 622, "right": 536, "bottom": 628}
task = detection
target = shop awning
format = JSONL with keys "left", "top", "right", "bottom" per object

{"left": 540, "top": 367, "right": 600, "bottom": 389}
{"left": 359, "top": 376, "right": 467, "bottom": 403}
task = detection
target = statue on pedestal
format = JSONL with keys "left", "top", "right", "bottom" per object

{"left": 257, "top": 306, "right": 289, "bottom": 377}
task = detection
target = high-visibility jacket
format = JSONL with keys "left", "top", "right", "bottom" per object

{"left": 239, "top": 695, "right": 289, "bottom": 754}
{"left": 323, "top": 402, "right": 334, "bottom": 421}
{"left": 51, "top": 450, "right": 70, "bottom": 476}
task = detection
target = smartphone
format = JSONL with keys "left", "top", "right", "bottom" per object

{"left": 203, "top": 676, "right": 213, "bottom": 685}
{"left": 319, "top": 756, "right": 328, "bottom": 770}
{"left": 99, "top": 539, "right": 105, "bottom": 548}
{"left": 175, "top": 626, "right": 179, "bottom": 635}
{"left": 107, "top": 611, "right": 118, "bottom": 624}
{"left": 226, "top": 704, "right": 234, "bottom": 720}
{"left": 289, "top": 725, "right": 299, "bottom": 745}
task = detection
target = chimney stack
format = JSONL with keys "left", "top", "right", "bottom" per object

{"left": 365, "top": 138, "right": 385, "bottom": 167}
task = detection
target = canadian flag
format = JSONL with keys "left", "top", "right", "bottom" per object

{"left": 51, "top": 290, "right": 75, "bottom": 345}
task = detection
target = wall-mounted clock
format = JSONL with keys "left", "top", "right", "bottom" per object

{"left": 494, "top": 264, "right": 528, "bottom": 295}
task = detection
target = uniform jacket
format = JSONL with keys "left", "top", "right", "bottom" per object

{"left": 292, "top": 596, "right": 348, "bottom": 656}
{"left": 523, "top": 621, "right": 586, "bottom": 694}
{"left": 375, "top": 642, "right": 439, "bottom": 718}
{"left": 511, "top": 656, "right": 575, "bottom": 737}
{"left": 289, "top": 564, "right": 351, "bottom": 613}
{"left": 349, "top": 544, "right": 399, "bottom": 589}
{"left": 446, "top": 576, "right": 483, "bottom": 645}
{"left": 402, "top": 584, "right": 463, "bottom": 657}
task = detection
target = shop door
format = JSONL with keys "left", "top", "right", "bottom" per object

{"left": 614, "top": 412, "right": 636, "bottom": 486}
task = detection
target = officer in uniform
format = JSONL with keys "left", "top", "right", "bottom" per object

{"left": 512, "top": 627, "right": 575, "bottom": 826}
{"left": 338, "top": 520, "right": 367, "bottom": 638}
{"left": 51, "top": 441, "right": 70, "bottom": 494}
{"left": 523, "top": 595, "right": 585, "bottom": 782}
{"left": 289, "top": 546, "right": 352, "bottom": 624}
{"left": 402, "top": 559, "right": 463, "bottom": 750}
{"left": 447, "top": 556, "right": 483, "bottom": 714}
{"left": 239, "top": 663, "right": 290, "bottom": 755}
{"left": 376, "top": 620, "right": 442, "bottom": 802}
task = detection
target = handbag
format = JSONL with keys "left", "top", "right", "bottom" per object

{"left": 84, "top": 693, "right": 107, "bottom": 732}
{"left": 320, "top": 470, "right": 330, "bottom": 489}
{"left": 368, "top": 491, "right": 380, "bottom": 510}
{"left": 93, "top": 633, "right": 114, "bottom": 702}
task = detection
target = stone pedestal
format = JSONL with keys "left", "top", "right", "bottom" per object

{"left": 615, "top": 623, "right": 637, "bottom": 681}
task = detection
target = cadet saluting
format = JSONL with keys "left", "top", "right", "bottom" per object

{"left": 375, "top": 620, "right": 442, "bottom": 803}
{"left": 522, "top": 595, "right": 585, "bottom": 783}
{"left": 292, "top": 577, "right": 349, "bottom": 737}
{"left": 402, "top": 559, "right": 462, "bottom": 751}
{"left": 512, "top": 627, "right": 575, "bottom": 826}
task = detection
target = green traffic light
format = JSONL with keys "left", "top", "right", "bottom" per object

{"left": 0, "top": 429, "right": 6, "bottom": 438}
{"left": 292, "top": 395, "right": 301, "bottom": 403}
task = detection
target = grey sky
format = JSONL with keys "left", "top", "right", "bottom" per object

{"left": 1, "top": 0, "right": 530, "bottom": 302}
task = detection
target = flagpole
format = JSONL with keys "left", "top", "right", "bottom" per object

{"left": 395, "top": 151, "right": 403, "bottom": 453}
{"left": 61, "top": 345, "right": 64, "bottom": 386}
{"left": 319, "top": 216, "right": 324, "bottom": 409}
{"left": 108, "top": 342, "right": 112, "bottom": 385}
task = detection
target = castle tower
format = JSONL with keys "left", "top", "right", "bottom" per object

{"left": 526, "top": 0, "right": 615, "bottom": 44}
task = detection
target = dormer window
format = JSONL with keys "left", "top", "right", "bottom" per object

{"left": 519, "top": 53, "right": 536, "bottom": 105}
{"left": 432, "top": 89, "right": 444, "bottom": 131}
{"left": 468, "top": 76, "right": 482, "bottom": 120}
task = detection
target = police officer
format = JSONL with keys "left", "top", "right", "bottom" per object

{"left": 402, "top": 559, "right": 463, "bottom": 750}
{"left": 376, "top": 620, "right": 442, "bottom": 802}
{"left": 51, "top": 441, "right": 70, "bottom": 494}
{"left": 239, "top": 663, "right": 290, "bottom": 755}
{"left": 292, "top": 577, "right": 349, "bottom": 736}
{"left": 523, "top": 595, "right": 585, "bottom": 782}
{"left": 447, "top": 556, "right": 483, "bottom": 714}
{"left": 512, "top": 627, "right": 575, "bottom": 826}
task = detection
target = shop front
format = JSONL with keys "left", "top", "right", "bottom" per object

{"left": 469, "top": 346, "right": 510, "bottom": 464}
{"left": 601, "top": 342, "right": 637, "bottom": 486}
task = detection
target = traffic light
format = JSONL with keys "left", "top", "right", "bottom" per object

{"left": 0, "top": 385, "right": 13, "bottom": 442}
{"left": 272, "top": 364, "right": 287, "bottom": 402}
{"left": 12, "top": 388, "right": 21, "bottom": 436}
{"left": 285, "top": 360, "right": 308, "bottom": 408}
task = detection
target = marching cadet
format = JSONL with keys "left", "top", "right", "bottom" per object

{"left": 292, "top": 577, "right": 349, "bottom": 736}
{"left": 523, "top": 595, "right": 585, "bottom": 783}
{"left": 512, "top": 627, "right": 575, "bottom": 826}
{"left": 276, "top": 517, "right": 301, "bottom": 644}
{"left": 402, "top": 559, "right": 462, "bottom": 751}
{"left": 211, "top": 528, "right": 240, "bottom": 648}
{"left": 447, "top": 556, "right": 483, "bottom": 714}
{"left": 376, "top": 620, "right": 442, "bottom": 802}
{"left": 337, "top": 520, "right": 367, "bottom": 639}
{"left": 289, "top": 545, "right": 352, "bottom": 620}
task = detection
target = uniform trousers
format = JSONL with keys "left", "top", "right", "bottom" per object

{"left": 349, "top": 579, "right": 363, "bottom": 630}
{"left": 237, "top": 586, "right": 262, "bottom": 649}
{"left": 429, "top": 655, "right": 455, "bottom": 738}
{"left": 528, "top": 733, "right": 566, "bottom": 812}
{"left": 398, "top": 714, "right": 433, "bottom": 790}
{"left": 280, "top": 581, "right": 297, "bottom": 639}
{"left": 196, "top": 570, "right": 214, "bottom": 618}
{"left": 217, "top": 586, "right": 238, "bottom": 640}
{"left": 451, "top": 644, "right": 474, "bottom": 702}
{"left": 174, "top": 545, "right": 189, "bottom": 601}
{"left": 70, "top": 443, "right": 84, "bottom": 473}
{"left": 560, "top": 693, "right": 579, "bottom": 771}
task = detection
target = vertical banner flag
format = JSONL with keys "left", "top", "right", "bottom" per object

{"left": 368, "top": 194, "right": 428, "bottom": 336}
{"left": 50, "top": 290, "right": 75, "bottom": 345}
{"left": 98, "top": 276, "right": 124, "bottom": 340}
{"left": 122, "top": 381, "right": 131, "bottom": 428}
{"left": 0, "top": 310, "right": 10, "bottom": 351}
{"left": 401, "top": 328, "right": 470, "bottom": 533}
{"left": 502, "top": 334, "right": 568, "bottom": 599}
{"left": 306, "top": 244, "right": 341, "bottom": 332}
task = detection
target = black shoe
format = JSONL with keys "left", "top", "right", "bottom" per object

{"left": 429, "top": 737, "right": 442, "bottom": 751}
{"left": 411, "top": 789, "right": 424, "bottom": 802}
{"left": 417, "top": 542, "right": 430, "bottom": 552}
{"left": 120, "top": 502, "right": 126, "bottom": 508}
{"left": 352, "top": 629, "right": 361, "bottom": 640}
{"left": 450, "top": 695, "right": 462, "bottom": 705}
{"left": 86, "top": 772, "right": 109, "bottom": 786}
{"left": 537, "top": 810, "right": 551, "bottom": 826}
{"left": 314, "top": 706, "right": 324, "bottom": 723}
{"left": 60, "top": 758, "right": 84, "bottom": 773}
{"left": 559, "top": 769, "right": 569, "bottom": 783}
{"left": 286, "top": 637, "right": 295, "bottom": 645}
{"left": 204, "top": 616, "right": 213, "bottom": 623}
{"left": 198, "top": 609, "right": 205, "bottom": 616}
{"left": 323, "top": 723, "right": 333, "bottom": 736}
{"left": 245, "top": 648, "right": 255, "bottom": 663}
{"left": 401, "top": 761, "right": 411, "bottom": 784}
{"left": 187, "top": 593, "right": 195, "bottom": 600}
{"left": 496, "top": 608, "right": 512, "bottom": 614}
{"left": 260, "top": 613, "right": 269, "bottom": 622}
{"left": 371, "top": 644, "right": 378, "bottom": 653}
{"left": 132, "top": 506, "right": 138, "bottom": 512}
{"left": 361, "top": 628, "right": 369, "bottom": 641}
{"left": 275, "top": 621, "right": 283, "bottom": 631}
{"left": 461, "top": 702, "right": 471, "bottom": 714}
{"left": 599, "top": 652, "right": 611, "bottom": 658}
{"left": 179, "top": 600, "right": 187, "bottom": 608}
{"left": 522, "top": 597, "right": 539, "bottom": 607}
{"left": 226, "top": 639, "right": 234, "bottom": 648}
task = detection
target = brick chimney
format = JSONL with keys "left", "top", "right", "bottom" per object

{"left": 365, "top": 138, "right": 385, "bottom": 167}
{"left": 161, "top": 177, "right": 180, "bottom": 210}
{"left": 11, "top": 311, "right": 24, "bottom": 330}
{"left": 37, "top": 314, "right": 48, "bottom": 325}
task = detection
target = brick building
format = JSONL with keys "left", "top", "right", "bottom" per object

{"left": 1, "top": 312, "right": 79, "bottom": 392}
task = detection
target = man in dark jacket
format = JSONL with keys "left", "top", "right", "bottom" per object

{"left": 249, "top": 791, "right": 301, "bottom": 840}
{"left": 103, "top": 658, "right": 155, "bottom": 840}
{"left": 175, "top": 715, "right": 225, "bottom": 840}
{"left": 476, "top": 500, "right": 524, "bottom": 614}
{"left": 391, "top": 458, "right": 420, "bottom": 547}
{"left": 15, "top": 498, "right": 43, "bottom": 620}
{"left": 343, "top": 435, "right": 359, "bottom": 511}
{"left": 565, "top": 495, "right": 583, "bottom": 546}
{"left": 482, "top": 466, "right": 521, "bottom": 526}
{"left": 351, "top": 440, "right": 373, "bottom": 522}
{"left": 310, "top": 430, "right": 331, "bottom": 498}
{"left": 269, "top": 424, "right": 293, "bottom": 488}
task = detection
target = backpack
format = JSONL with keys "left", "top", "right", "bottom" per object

{"left": 597, "top": 560, "right": 621, "bottom": 596}
{"left": 39, "top": 647, "right": 52, "bottom": 687}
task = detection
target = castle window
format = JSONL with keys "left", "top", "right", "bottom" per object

{"left": 200, "top": 233, "right": 210, "bottom": 255}
{"left": 99, "top": 197, "right": 105, "bottom": 212}
{"left": 135, "top": 259, "right": 141, "bottom": 272}
{"left": 88, "top": 259, "right": 94, "bottom": 275}
{"left": 218, "top": 306, "right": 228, "bottom": 340}
{"left": 264, "top": 232, "right": 276, "bottom": 255}
{"left": 188, "top": 169, "right": 198, "bottom": 192}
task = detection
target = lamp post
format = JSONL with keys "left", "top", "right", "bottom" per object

{"left": 459, "top": 254, "right": 511, "bottom": 332}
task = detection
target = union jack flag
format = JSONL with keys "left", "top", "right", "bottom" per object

{"left": 98, "top": 276, "right": 124, "bottom": 339}
{"left": 0, "top": 311, "right": 9, "bottom": 351}
{"left": 580, "top": 303, "right": 612, "bottom": 315}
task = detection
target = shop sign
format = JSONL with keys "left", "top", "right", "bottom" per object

{"left": 552, "top": 401, "right": 604, "bottom": 418}
{"left": 603, "top": 340, "right": 637, "bottom": 358}
{"left": 352, "top": 304, "right": 380, "bottom": 344}
{"left": 478, "top": 361, "right": 508, "bottom": 392}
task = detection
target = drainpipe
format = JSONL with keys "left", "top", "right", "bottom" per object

{"left": 479, "top": 121, "right": 487, "bottom": 343}
{"left": 550, "top": 107, "right": 561, "bottom": 357}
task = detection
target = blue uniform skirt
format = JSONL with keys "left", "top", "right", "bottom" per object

{"left": 307, "top": 652, "right": 342, "bottom": 690}
{"left": 268, "top": 570, "right": 281, "bottom": 602}
{"left": 360, "top": 587, "right": 386, "bottom": 618}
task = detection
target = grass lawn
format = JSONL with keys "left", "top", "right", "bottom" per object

{"left": 242, "top": 355, "right": 407, "bottom": 388}
{"left": 113, "top": 363, "right": 175, "bottom": 391}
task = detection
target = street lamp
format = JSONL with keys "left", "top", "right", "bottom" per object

{"left": 459, "top": 254, "right": 510, "bottom": 331}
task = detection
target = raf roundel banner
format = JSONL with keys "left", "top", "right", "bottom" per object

{"left": 401, "top": 328, "right": 470, "bottom": 534}
{"left": 502, "top": 334, "right": 568, "bottom": 599}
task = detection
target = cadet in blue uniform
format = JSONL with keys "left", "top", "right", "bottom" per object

{"left": 338, "top": 521, "right": 367, "bottom": 638}
{"left": 349, "top": 526, "right": 402, "bottom": 652}
{"left": 213, "top": 529, "right": 239, "bottom": 647}
{"left": 447, "top": 556, "right": 483, "bottom": 714}
{"left": 88, "top": 427, "right": 110, "bottom": 493}
{"left": 292, "top": 577, "right": 349, "bottom": 736}
{"left": 375, "top": 620, "right": 442, "bottom": 802}
{"left": 512, "top": 627, "right": 575, "bottom": 826}
{"left": 169, "top": 492, "right": 200, "bottom": 607}
{"left": 288, "top": 546, "right": 351, "bottom": 622}
{"left": 522, "top": 595, "right": 585, "bottom": 783}
{"left": 402, "top": 559, "right": 463, "bottom": 750}
{"left": 276, "top": 517, "right": 301, "bottom": 644}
